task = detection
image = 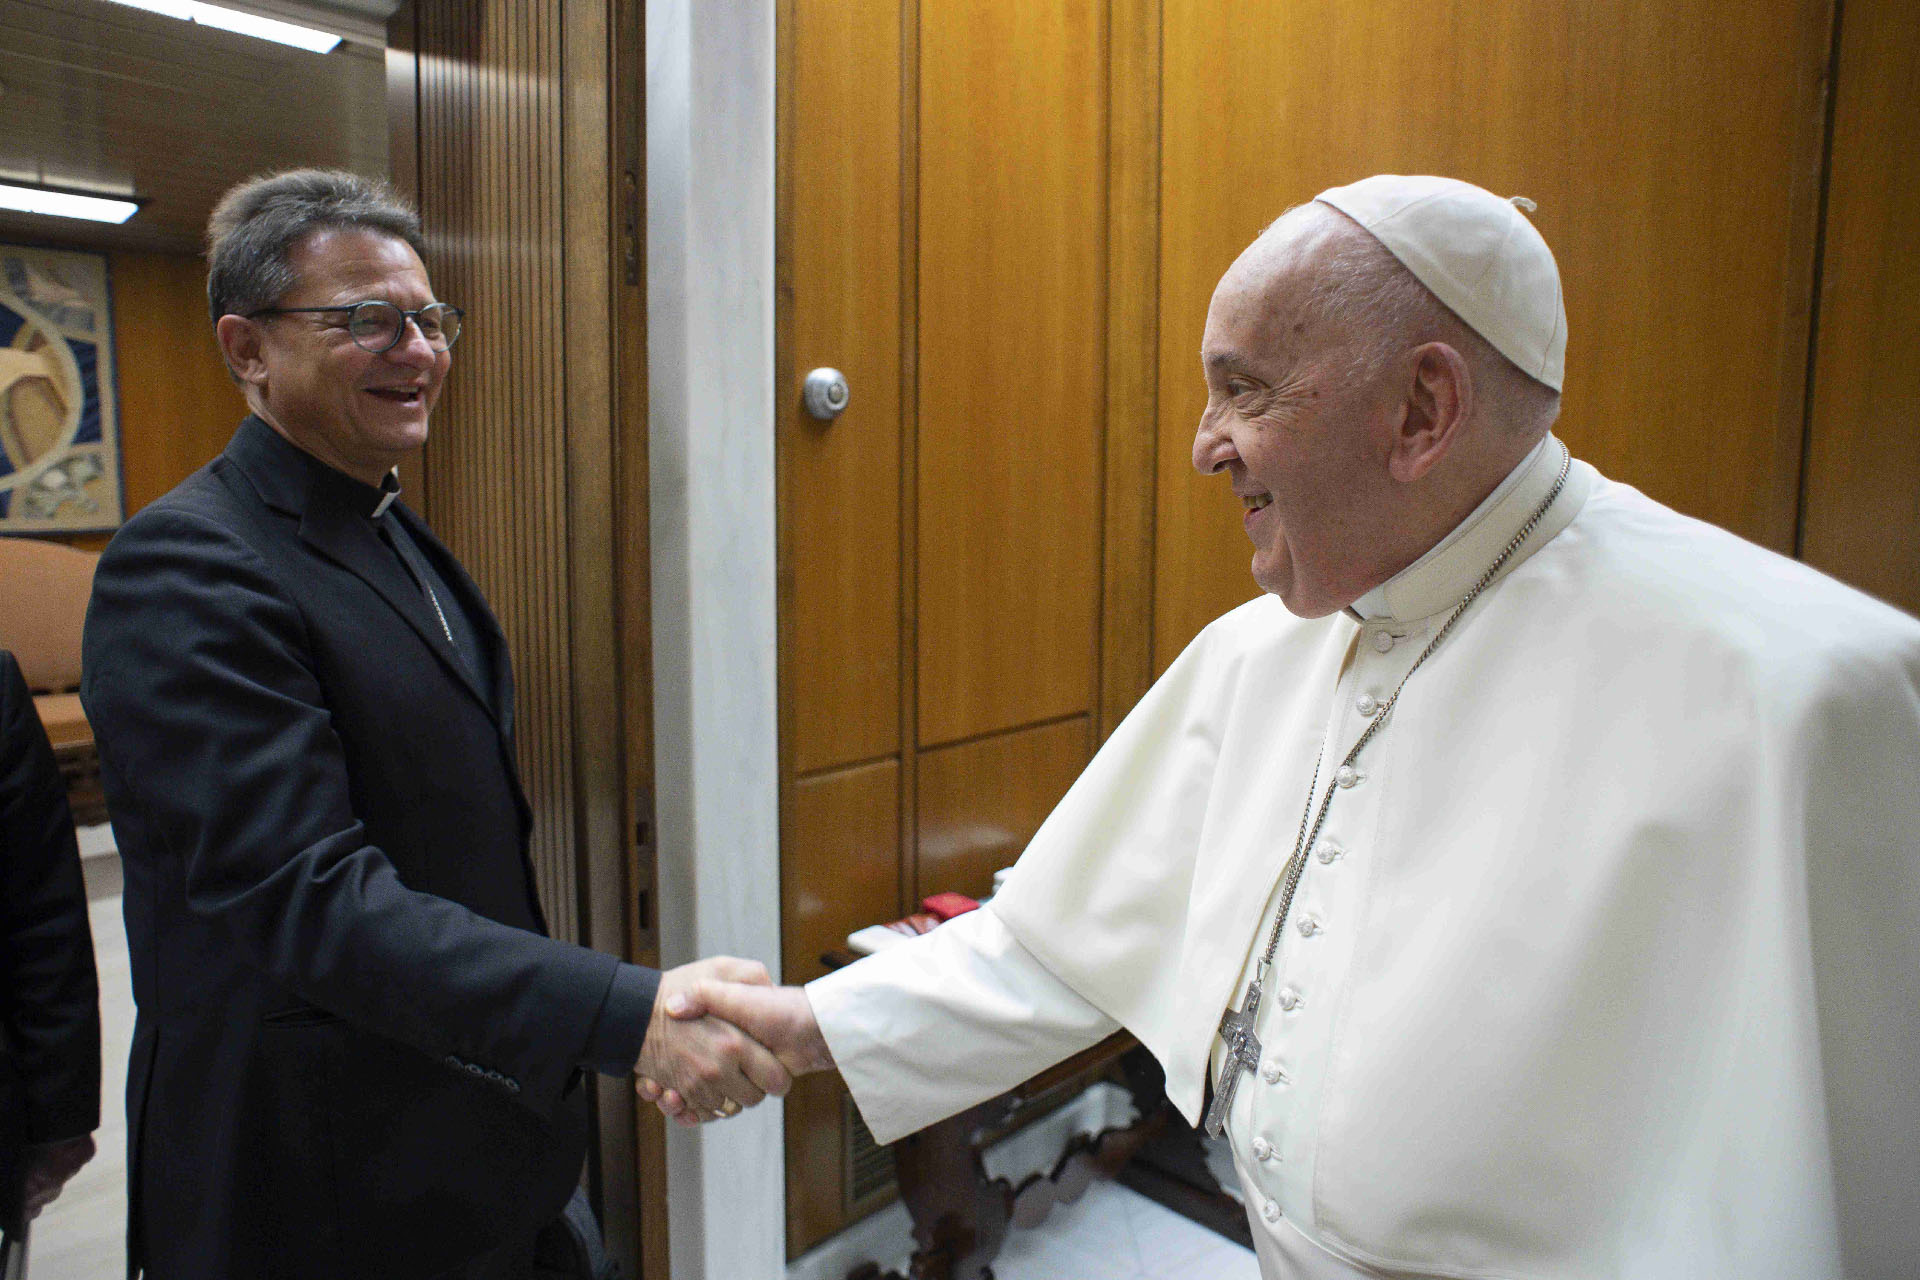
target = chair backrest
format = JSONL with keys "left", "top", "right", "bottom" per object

{"left": 0, "top": 537, "right": 98, "bottom": 694}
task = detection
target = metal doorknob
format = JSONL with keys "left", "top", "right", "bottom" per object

{"left": 802, "top": 367, "right": 850, "bottom": 420}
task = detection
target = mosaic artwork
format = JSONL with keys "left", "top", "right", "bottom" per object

{"left": 0, "top": 245, "right": 123, "bottom": 534}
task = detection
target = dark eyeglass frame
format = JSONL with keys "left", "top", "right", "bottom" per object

{"left": 246, "top": 300, "right": 465, "bottom": 354}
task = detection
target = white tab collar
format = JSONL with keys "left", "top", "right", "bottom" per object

{"left": 1347, "top": 434, "right": 1590, "bottom": 624}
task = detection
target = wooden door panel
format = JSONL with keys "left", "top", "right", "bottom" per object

{"left": 916, "top": 716, "right": 1092, "bottom": 903}
{"left": 915, "top": 0, "right": 1108, "bottom": 747}
{"left": 1154, "top": 0, "right": 1833, "bottom": 669}
{"left": 784, "top": 0, "right": 906, "bottom": 774}
{"left": 783, "top": 758, "right": 904, "bottom": 986}
{"left": 782, "top": 758, "right": 901, "bottom": 1255}
{"left": 1802, "top": 0, "right": 1920, "bottom": 618}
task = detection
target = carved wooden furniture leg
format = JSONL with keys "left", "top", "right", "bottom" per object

{"left": 893, "top": 1097, "right": 1013, "bottom": 1280}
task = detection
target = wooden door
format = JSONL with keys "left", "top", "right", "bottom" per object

{"left": 391, "top": 1, "right": 663, "bottom": 1275}
{"left": 777, "top": 0, "right": 1138, "bottom": 1255}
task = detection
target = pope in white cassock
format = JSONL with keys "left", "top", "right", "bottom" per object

{"left": 645, "top": 175, "right": 1920, "bottom": 1279}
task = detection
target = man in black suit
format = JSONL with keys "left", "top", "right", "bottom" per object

{"left": 1, "top": 650, "right": 101, "bottom": 1244}
{"left": 81, "top": 170, "right": 784, "bottom": 1280}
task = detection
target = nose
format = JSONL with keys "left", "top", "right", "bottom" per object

{"left": 385, "top": 317, "right": 440, "bottom": 367}
{"left": 1192, "top": 400, "right": 1236, "bottom": 476}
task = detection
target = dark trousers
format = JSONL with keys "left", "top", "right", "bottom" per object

{"left": 434, "top": 1235, "right": 535, "bottom": 1280}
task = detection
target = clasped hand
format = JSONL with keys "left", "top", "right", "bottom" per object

{"left": 633, "top": 967, "right": 833, "bottom": 1126}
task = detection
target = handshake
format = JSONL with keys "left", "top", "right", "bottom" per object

{"left": 631, "top": 958, "right": 835, "bottom": 1125}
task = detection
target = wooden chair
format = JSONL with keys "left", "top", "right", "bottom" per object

{"left": 0, "top": 537, "right": 106, "bottom": 827}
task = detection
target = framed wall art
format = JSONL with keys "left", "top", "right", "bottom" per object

{"left": 0, "top": 244, "right": 124, "bottom": 534}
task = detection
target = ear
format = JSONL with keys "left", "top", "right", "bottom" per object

{"left": 215, "top": 314, "right": 270, "bottom": 391}
{"left": 1386, "top": 342, "right": 1473, "bottom": 483}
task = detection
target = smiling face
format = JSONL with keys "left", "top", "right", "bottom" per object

{"left": 223, "top": 227, "right": 450, "bottom": 484}
{"left": 1192, "top": 211, "right": 1403, "bottom": 617}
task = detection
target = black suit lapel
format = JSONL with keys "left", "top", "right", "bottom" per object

{"left": 295, "top": 498, "right": 500, "bottom": 721}
{"left": 390, "top": 506, "right": 517, "bottom": 743}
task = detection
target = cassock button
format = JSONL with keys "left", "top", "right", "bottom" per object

{"left": 1316, "top": 841, "right": 1342, "bottom": 864}
{"left": 1261, "top": 1059, "right": 1285, "bottom": 1085}
{"left": 1334, "top": 765, "right": 1360, "bottom": 789}
{"left": 1251, "top": 1137, "right": 1275, "bottom": 1162}
{"left": 1371, "top": 630, "right": 1395, "bottom": 653}
{"left": 1277, "top": 987, "right": 1302, "bottom": 1012}
{"left": 1355, "top": 693, "right": 1380, "bottom": 716}
{"left": 1297, "top": 915, "right": 1320, "bottom": 937}
{"left": 1262, "top": 1199, "right": 1281, "bottom": 1223}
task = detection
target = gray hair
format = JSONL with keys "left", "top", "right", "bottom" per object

{"left": 1271, "top": 204, "right": 1560, "bottom": 437}
{"left": 205, "top": 169, "right": 423, "bottom": 325}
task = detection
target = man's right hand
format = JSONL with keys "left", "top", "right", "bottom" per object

{"left": 636, "top": 981, "right": 832, "bottom": 1123}
{"left": 633, "top": 957, "right": 793, "bottom": 1125}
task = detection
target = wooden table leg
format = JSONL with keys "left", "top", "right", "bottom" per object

{"left": 892, "top": 1098, "right": 1012, "bottom": 1280}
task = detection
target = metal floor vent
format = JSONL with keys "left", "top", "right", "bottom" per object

{"left": 844, "top": 1092, "right": 898, "bottom": 1211}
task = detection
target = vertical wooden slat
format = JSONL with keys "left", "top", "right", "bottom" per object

{"left": 414, "top": 0, "right": 579, "bottom": 936}
{"left": 1098, "top": 0, "right": 1160, "bottom": 740}
{"left": 913, "top": 0, "right": 1108, "bottom": 748}
{"left": 780, "top": 0, "right": 906, "bottom": 777}
{"left": 1801, "top": 0, "right": 1920, "bottom": 617}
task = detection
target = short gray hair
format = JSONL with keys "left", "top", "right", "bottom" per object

{"left": 1273, "top": 204, "right": 1560, "bottom": 436}
{"left": 205, "top": 169, "right": 423, "bottom": 325}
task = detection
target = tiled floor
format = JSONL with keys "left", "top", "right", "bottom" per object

{"left": 988, "top": 1179, "right": 1261, "bottom": 1280}
{"left": 788, "top": 1174, "right": 1260, "bottom": 1280}
{"left": 31, "top": 853, "right": 133, "bottom": 1279}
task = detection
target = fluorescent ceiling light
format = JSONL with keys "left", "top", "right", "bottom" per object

{"left": 100, "top": 0, "right": 343, "bottom": 54}
{"left": 0, "top": 183, "right": 141, "bottom": 225}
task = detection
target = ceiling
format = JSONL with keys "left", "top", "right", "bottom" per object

{"left": 0, "top": 0, "right": 393, "bottom": 257}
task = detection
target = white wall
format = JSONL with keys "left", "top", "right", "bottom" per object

{"left": 645, "top": 0, "right": 784, "bottom": 1275}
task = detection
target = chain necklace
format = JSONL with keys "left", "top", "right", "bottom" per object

{"left": 1205, "top": 442, "right": 1572, "bottom": 1138}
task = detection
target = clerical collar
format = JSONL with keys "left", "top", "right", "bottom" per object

{"left": 243, "top": 415, "right": 404, "bottom": 520}
{"left": 1346, "top": 433, "right": 1587, "bottom": 623}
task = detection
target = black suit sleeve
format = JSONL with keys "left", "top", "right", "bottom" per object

{"left": 0, "top": 652, "right": 100, "bottom": 1146}
{"left": 81, "top": 510, "right": 647, "bottom": 1112}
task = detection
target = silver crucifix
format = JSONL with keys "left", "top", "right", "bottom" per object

{"left": 1204, "top": 974, "right": 1265, "bottom": 1138}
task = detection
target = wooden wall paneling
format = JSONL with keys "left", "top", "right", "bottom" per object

{"left": 1800, "top": 0, "right": 1920, "bottom": 617}
{"left": 1098, "top": 0, "right": 1161, "bottom": 741}
{"left": 914, "top": 0, "right": 1108, "bottom": 747}
{"left": 780, "top": 0, "right": 906, "bottom": 776}
{"left": 607, "top": 0, "right": 665, "bottom": 1268}
{"left": 782, "top": 759, "right": 904, "bottom": 1253}
{"left": 1152, "top": 0, "right": 1835, "bottom": 670}
{"left": 916, "top": 716, "right": 1092, "bottom": 903}
{"left": 103, "top": 252, "right": 244, "bottom": 519}
{"left": 557, "top": 0, "right": 649, "bottom": 1266}
{"left": 386, "top": 2, "right": 425, "bottom": 523}
{"left": 414, "top": 0, "right": 580, "bottom": 931}
{"left": 895, "top": 0, "right": 922, "bottom": 927}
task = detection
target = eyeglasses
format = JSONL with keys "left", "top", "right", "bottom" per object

{"left": 247, "top": 300, "right": 465, "bottom": 354}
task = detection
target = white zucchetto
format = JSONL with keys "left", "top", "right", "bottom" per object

{"left": 1315, "top": 174, "right": 1567, "bottom": 391}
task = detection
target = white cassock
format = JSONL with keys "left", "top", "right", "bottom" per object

{"left": 808, "top": 436, "right": 1920, "bottom": 1279}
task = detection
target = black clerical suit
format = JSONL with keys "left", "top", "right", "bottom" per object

{"left": 81, "top": 418, "right": 657, "bottom": 1280}
{"left": 0, "top": 650, "right": 101, "bottom": 1239}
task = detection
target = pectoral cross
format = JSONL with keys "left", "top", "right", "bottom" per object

{"left": 1204, "top": 975, "right": 1265, "bottom": 1139}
